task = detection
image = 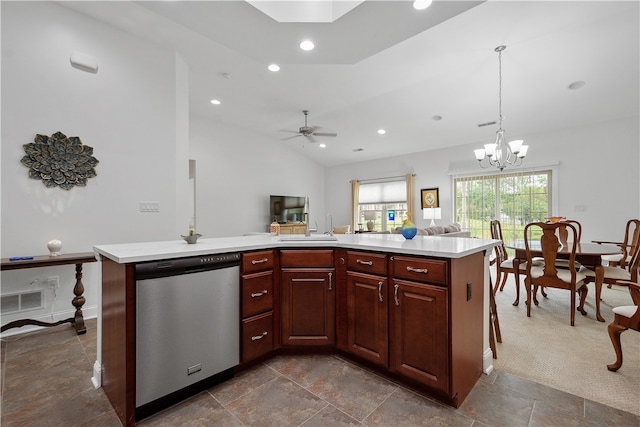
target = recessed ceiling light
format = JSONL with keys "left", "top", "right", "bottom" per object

{"left": 377, "top": 129, "right": 386, "bottom": 135}
{"left": 210, "top": 99, "right": 221, "bottom": 105}
{"left": 319, "top": 143, "right": 326, "bottom": 148}
{"left": 413, "top": 0, "right": 432, "bottom": 10}
{"left": 432, "top": 115, "right": 442, "bottom": 121}
{"left": 568, "top": 80, "right": 586, "bottom": 90}
{"left": 268, "top": 64, "right": 280, "bottom": 72}
{"left": 299, "top": 40, "right": 315, "bottom": 51}
{"left": 352, "top": 148, "right": 364, "bottom": 152}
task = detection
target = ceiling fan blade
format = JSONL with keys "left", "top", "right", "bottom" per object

{"left": 280, "top": 129, "right": 300, "bottom": 134}
{"left": 306, "top": 134, "right": 318, "bottom": 143}
{"left": 282, "top": 134, "right": 302, "bottom": 141}
{"left": 313, "top": 132, "right": 337, "bottom": 137}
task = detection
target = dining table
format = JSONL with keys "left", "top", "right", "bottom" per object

{"left": 506, "top": 241, "right": 621, "bottom": 322}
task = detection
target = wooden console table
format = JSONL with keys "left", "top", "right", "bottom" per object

{"left": 1, "top": 252, "right": 96, "bottom": 335}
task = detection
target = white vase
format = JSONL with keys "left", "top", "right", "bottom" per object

{"left": 47, "top": 239, "right": 62, "bottom": 256}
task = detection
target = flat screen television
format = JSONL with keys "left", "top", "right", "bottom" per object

{"left": 270, "top": 195, "right": 306, "bottom": 224}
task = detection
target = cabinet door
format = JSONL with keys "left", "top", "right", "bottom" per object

{"left": 346, "top": 272, "right": 388, "bottom": 366}
{"left": 281, "top": 269, "right": 335, "bottom": 346}
{"left": 390, "top": 279, "right": 449, "bottom": 393}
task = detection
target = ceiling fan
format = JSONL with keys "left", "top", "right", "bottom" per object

{"left": 281, "top": 110, "right": 337, "bottom": 143}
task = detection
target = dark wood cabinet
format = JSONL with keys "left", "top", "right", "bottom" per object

{"left": 345, "top": 250, "right": 388, "bottom": 366}
{"left": 280, "top": 249, "right": 335, "bottom": 346}
{"left": 346, "top": 271, "right": 388, "bottom": 365}
{"left": 241, "top": 250, "right": 276, "bottom": 362}
{"left": 99, "top": 243, "right": 488, "bottom": 426}
{"left": 390, "top": 278, "right": 449, "bottom": 392}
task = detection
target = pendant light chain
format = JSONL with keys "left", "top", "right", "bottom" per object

{"left": 474, "top": 44, "right": 529, "bottom": 171}
{"left": 497, "top": 45, "right": 503, "bottom": 129}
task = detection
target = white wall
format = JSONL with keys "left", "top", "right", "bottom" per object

{"left": 325, "top": 116, "right": 640, "bottom": 242}
{"left": 190, "top": 116, "right": 326, "bottom": 237}
{"left": 1, "top": 2, "right": 179, "bottom": 330}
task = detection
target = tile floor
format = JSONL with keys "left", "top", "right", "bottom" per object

{"left": 1, "top": 319, "right": 638, "bottom": 427}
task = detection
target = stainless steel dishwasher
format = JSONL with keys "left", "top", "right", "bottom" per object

{"left": 135, "top": 252, "right": 240, "bottom": 419}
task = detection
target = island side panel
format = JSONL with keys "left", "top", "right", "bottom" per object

{"left": 450, "top": 251, "right": 484, "bottom": 406}
{"left": 101, "top": 257, "right": 137, "bottom": 426}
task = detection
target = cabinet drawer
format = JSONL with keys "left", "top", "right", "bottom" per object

{"left": 242, "top": 250, "right": 274, "bottom": 273}
{"left": 280, "top": 249, "right": 334, "bottom": 268}
{"left": 242, "top": 271, "right": 274, "bottom": 318}
{"left": 242, "top": 311, "right": 274, "bottom": 362}
{"left": 347, "top": 251, "right": 387, "bottom": 275}
{"left": 392, "top": 256, "right": 448, "bottom": 285}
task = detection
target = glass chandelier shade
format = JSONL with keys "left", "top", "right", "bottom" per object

{"left": 474, "top": 45, "right": 528, "bottom": 172}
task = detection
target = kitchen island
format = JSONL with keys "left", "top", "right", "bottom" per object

{"left": 94, "top": 233, "right": 499, "bottom": 426}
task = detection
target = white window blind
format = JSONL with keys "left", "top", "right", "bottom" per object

{"left": 358, "top": 180, "right": 406, "bottom": 204}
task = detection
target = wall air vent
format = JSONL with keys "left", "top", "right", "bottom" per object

{"left": 477, "top": 121, "right": 497, "bottom": 128}
{"left": 1, "top": 290, "right": 44, "bottom": 314}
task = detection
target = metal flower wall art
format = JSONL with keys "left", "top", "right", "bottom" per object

{"left": 21, "top": 132, "right": 99, "bottom": 190}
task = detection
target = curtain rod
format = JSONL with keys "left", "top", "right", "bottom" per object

{"left": 356, "top": 173, "right": 415, "bottom": 184}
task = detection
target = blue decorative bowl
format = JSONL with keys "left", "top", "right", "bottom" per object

{"left": 401, "top": 225, "right": 417, "bottom": 239}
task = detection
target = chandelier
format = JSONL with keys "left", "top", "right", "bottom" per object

{"left": 474, "top": 45, "right": 528, "bottom": 171}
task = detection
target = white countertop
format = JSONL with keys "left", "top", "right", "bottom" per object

{"left": 94, "top": 234, "right": 500, "bottom": 264}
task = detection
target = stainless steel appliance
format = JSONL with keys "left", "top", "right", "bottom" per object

{"left": 135, "top": 252, "right": 240, "bottom": 419}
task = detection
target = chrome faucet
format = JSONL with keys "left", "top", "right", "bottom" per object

{"left": 304, "top": 213, "right": 311, "bottom": 237}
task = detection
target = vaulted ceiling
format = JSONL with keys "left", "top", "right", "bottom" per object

{"left": 60, "top": 1, "right": 639, "bottom": 167}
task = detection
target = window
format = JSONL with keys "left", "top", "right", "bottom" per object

{"left": 454, "top": 170, "right": 552, "bottom": 243}
{"left": 357, "top": 179, "right": 407, "bottom": 232}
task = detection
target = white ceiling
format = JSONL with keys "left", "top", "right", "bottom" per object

{"left": 60, "top": 1, "right": 639, "bottom": 167}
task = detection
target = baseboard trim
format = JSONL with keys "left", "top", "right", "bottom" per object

{"left": 483, "top": 347, "right": 494, "bottom": 375}
{"left": 92, "top": 360, "right": 102, "bottom": 389}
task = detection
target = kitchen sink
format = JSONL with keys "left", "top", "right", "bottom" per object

{"left": 278, "top": 235, "right": 338, "bottom": 241}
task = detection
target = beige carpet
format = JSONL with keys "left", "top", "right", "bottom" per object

{"left": 492, "top": 274, "right": 640, "bottom": 416}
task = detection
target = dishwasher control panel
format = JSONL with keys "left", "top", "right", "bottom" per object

{"left": 135, "top": 252, "right": 241, "bottom": 279}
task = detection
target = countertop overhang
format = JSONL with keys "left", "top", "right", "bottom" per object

{"left": 94, "top": 234, "right": 500, "bottom": 264}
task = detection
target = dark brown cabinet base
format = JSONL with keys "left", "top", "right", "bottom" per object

{"left": 100, "top": 246, "right": 486, "bottom": 426}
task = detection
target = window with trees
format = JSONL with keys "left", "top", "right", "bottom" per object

{"left": 454, "top": 170, "right": 552, "bottom": 243}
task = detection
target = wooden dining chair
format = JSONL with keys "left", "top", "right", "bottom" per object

{"left": 553, "top": 219, "right": 584, "bottom": 270}
{"left": 579, "top": 234, "right": 640, "bottom": 314}
{"left": 524, "top": 221, "right": 589, "bottom": 326}
{"left": 490, "top": 220, "right": 528, "bottom": 306}
{"left": 606, "top": 280, "right": 640, "bottom": 371}
{"left": 593, "top": 219, "right": 640, "bottom": 287}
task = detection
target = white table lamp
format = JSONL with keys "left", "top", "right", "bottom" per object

{"left": 364, "top": 211, "right": 376, "bottom": 231}
{"left": 423, "top": 207, "right": 441, "bottom": 227}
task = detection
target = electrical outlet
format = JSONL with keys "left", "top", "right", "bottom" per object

{"left": 47, "top": 276, "right": 60, "bottom": 289}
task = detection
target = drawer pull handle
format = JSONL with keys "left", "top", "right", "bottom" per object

{"left": 251, "top": 290, "right": 268, "bottom": 298}
{"left": 394, "top": 284, "right": 400, "bottom": 306}
{"left": 357, "top": 259, "right": 373, "bottom": 266}
{"left": 406, "top": 266, "right": 428, "bottom": 274}
{"left": 378, "top": 281, "right": 384, "bottom": 302}
{"left": 328, "top": 272, "right": 333, "bottom": 291}
{"left": 251, "top": 331, "right": 268, "bottom": 341}
{"left": 251, "top": 258, "right": 269, "bottom": 265}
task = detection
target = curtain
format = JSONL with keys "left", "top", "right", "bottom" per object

{"left": 405, "top": 173, "right": 415, "bottom": 221}
{"left": 350, "top": 179, "right": 360, "bottom": 231}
